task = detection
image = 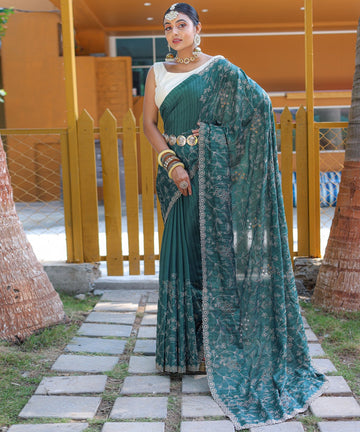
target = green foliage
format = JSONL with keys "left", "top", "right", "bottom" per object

{"left": 0, "top": 8, "right": 14, "bottom": 102}
{"left": 0, "top": 8, "right": 14, "bottom": 39}
{"left": 0, "top": 89, "right": 6, "bottom": 103}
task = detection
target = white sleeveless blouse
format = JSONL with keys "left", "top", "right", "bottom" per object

{"left": 154, "top": 55, "right": 224, "bottom": 108}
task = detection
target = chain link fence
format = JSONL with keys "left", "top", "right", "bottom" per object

{"left": 0, "top": 132, "right": 67, "bottom": 261}
{"left": 318, "top": 125, "right": 347, "bottom": 253}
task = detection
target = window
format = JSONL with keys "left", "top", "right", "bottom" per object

{"left": 113, "top": 36, "right": 172, "bottom": 96}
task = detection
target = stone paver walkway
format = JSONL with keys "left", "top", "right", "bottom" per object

{"left": 8, "top": 289, "right": 360, "bottom": 432}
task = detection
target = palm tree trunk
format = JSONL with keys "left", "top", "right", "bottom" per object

{"left": 0, "top": 137, "right": 65, "bottom": 341}
{"left": 312, "top": 18, "right": 360, "bottom": 311}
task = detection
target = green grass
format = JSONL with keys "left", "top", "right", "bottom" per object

{"left": 105, "top": 361, "right": 128, "bottom": 381}
{"left": 297, "top": 413, "right": 323, "bottom": 432}
{"left": 301, "top": 300, "right": 360, "bottom": 400}
{"left": 0, "top": 293, "right": 99, "bottom": 427}
{"left": 84, "top": 419, "right": 105, "bottom": 432}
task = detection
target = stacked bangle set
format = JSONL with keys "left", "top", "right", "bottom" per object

{"left": 158, "top": 149, "right": 185, "bottom": 178}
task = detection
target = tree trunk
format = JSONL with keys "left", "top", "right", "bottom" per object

{"left": 0, "top": 137, "right": 65, "bottom": 341}
{"left": 312, "top": 18, "right": 360, "bottom": 311}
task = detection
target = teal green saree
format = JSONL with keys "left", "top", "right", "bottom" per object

{"left": 155, "top": 57, "right": 327, "bottom": 430}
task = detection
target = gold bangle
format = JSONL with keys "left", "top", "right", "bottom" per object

{"left": 158, "top": 149, "right": 175, "bottom": 167}
{"left": 163, "top": 155, "right": 180, "bottom": 169}
{"left": 168, "top": 162, "right": 185, "bottom": 178}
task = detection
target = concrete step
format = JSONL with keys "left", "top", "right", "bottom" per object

{"left": 94, "top": 275, "right": 159, "bottom": 291}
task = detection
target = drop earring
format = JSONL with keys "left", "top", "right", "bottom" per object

{"left": 192, "top": 33, "right": 202, "bottom": 58}
{"left": 165, "top": 44, "right": 175, "bottom": 61}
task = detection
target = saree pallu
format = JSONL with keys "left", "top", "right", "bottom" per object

{"left": 156, "top": 57, "right": 327, "bottom": 430}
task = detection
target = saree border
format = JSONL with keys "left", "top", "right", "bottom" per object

{"left": 162, "top": 163, "right": 199, "bottom": 224}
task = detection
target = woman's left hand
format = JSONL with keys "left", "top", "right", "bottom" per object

{"left": 192, "top": 122, "right": 200, "bottom": 136}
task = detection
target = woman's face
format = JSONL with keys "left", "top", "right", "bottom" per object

{"left": 164, "top": 12, "right": 200, "bottom": 51}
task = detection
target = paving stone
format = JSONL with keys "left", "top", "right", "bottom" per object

{"left": 148, "top": 292, "right": 159, "bottom": 303}
{"left": 121, "top": 375, "right": 170, "bottom": 394}
{"left": 78, "top": 323, "right": 132, "bottom": 337}
{"left": 308, "top": 343, "right": 326, "bottom": 357}
{"left": 102, "top": 423, "right": 165, "bottom": 432}
{"left": 181, "top": 420, "right": 234, "bottom": 432}
{"left": 301, "top": 316, "right": 310, "bottom": 328}
{"left": 182, "top": 375, "right": 210, "bottom": 393}
{"left": 312, "top": 358, "right": 338, "bottom": 374}
{"left": 145, "top": 304, "right": 158, "bottom": 313}
{"left": 8, "top": 424, "right": 89, "bottom": 432}
{"left": 66, "top": 336, "right": 126, "bottom": 355}
{"left": 100, "top": 291, "right": 144, "bottom": 302}
{"left": 35, "top": 375, "right": 107, "bottom": 394}
{"left": 134, "top": 339, "right": 156, "bottom": 354}
{"left": 305, "top": 328, "right": 318, "bottom": 342}
{"left": 19, "top": 395, "right": 101, "bottom": 419}
{"left": 86, "top": 311, "right": 136, "bottom": 324}
{"left": 110, "top": 396, "right": 168, "bottom": 419}
{"left": 52, "top": 354, "right": 118, "bottom": 373}
{"left": 182, "top": 396, "right": 224, "bottom": 418}
{"left": 128, "top": 356, "right": 157, "bottom": 373}
{"left": 94, "top": 302, "right": 138, "bottom": 312}
{"left": 249, "top": 422, "right": 304, "bottom": 431}
{"left": 142, "top": 314, "right": 157, "bottom": 325}
{"left": 323, "top": 376, "right": 352, "bottom": 395}
{"left": 311, "top": 396, "right": 360, "bottom": 418}
{"left": 318, "top": 421, "right": 360, "bottom": 432}
{"left": 138, "top": 326, "right": 157, "bottom": 338}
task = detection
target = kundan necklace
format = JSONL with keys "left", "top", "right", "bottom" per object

{"left": 175, "top": 54, "right": 200, "bottom": 64}
{"left": 175, "top": 46, "right": 202, "bottom": 64}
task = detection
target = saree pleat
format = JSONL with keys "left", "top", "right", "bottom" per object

{"left": 156, "top": 179, "right": 203, "bottom": 373}
{"left": 155, "top": 57, "right": 327, "bottom": 429}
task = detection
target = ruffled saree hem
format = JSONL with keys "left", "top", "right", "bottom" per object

{"left": 155, "top": 363, "right": 204, "bottom": 374}
{"left": 223, "top": 380, "right": 329, "bottom": 430}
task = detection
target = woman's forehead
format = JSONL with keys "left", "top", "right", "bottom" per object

{"left": 163, "top": 12, "right": 192, "bottom": 25}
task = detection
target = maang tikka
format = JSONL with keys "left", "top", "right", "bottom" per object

{"left": 165, "top": 4, "right": 178, "bottom": 21}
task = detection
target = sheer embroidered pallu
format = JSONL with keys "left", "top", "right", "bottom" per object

{"left": 155, "top": 57, "right": 327, "bottom": 430}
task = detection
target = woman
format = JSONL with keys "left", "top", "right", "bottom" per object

{"left": 143, "top": 3, "right": 327, "bottom": 430}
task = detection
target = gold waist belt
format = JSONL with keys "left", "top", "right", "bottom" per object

{"left": 163, "top": 133, "right": 198, "bottom": 147}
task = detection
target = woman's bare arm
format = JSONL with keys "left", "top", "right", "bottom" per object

{"left": 143, "top": 67, "right": 192, "bottom": 196}
{"left": 143, "top": 67, "right": 168, "bottom": 153}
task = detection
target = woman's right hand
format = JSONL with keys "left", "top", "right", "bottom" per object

{"left": 171, "top": 165, "right": 192, "bottom": 196}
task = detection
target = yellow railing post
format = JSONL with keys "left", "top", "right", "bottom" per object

{"left": 77, "top": 110, "right": 100, "bottom": 262}
{"left": 60, "top": 0, "right": 83, "bottom": 262}
{"left": 59, "top": 131, "right": 74, "bottom": 261}
{"left": 280, "top": 107, "right": 294, "bottom": 259}
{"left": 123, "top": 110, "right": 140, "bottom": 275}
{"left": 296, "top": 106, "right": 310, "bottom": 255}
{"left": 305, "top": 0, "right": 321, "bottom": 257}
{"left": 140, "top": 113, "right": 156, "bottom": 275}
{"left": 100, "top": 110, "right": 123, "bottom": 275}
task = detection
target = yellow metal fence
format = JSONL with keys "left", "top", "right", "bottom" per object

{"left": 71, "top": 109, "right": 164, "bottom": 275}
{"left": 0, "top": 109, "right": 348, "bottom": 274}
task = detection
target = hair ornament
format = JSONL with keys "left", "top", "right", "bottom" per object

{"left": 165, "top": 3, "right": 179, "bottom": 21}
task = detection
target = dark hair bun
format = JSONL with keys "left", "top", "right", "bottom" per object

{"left": 164, "top": 3, "right": 200, "bottom": 25}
